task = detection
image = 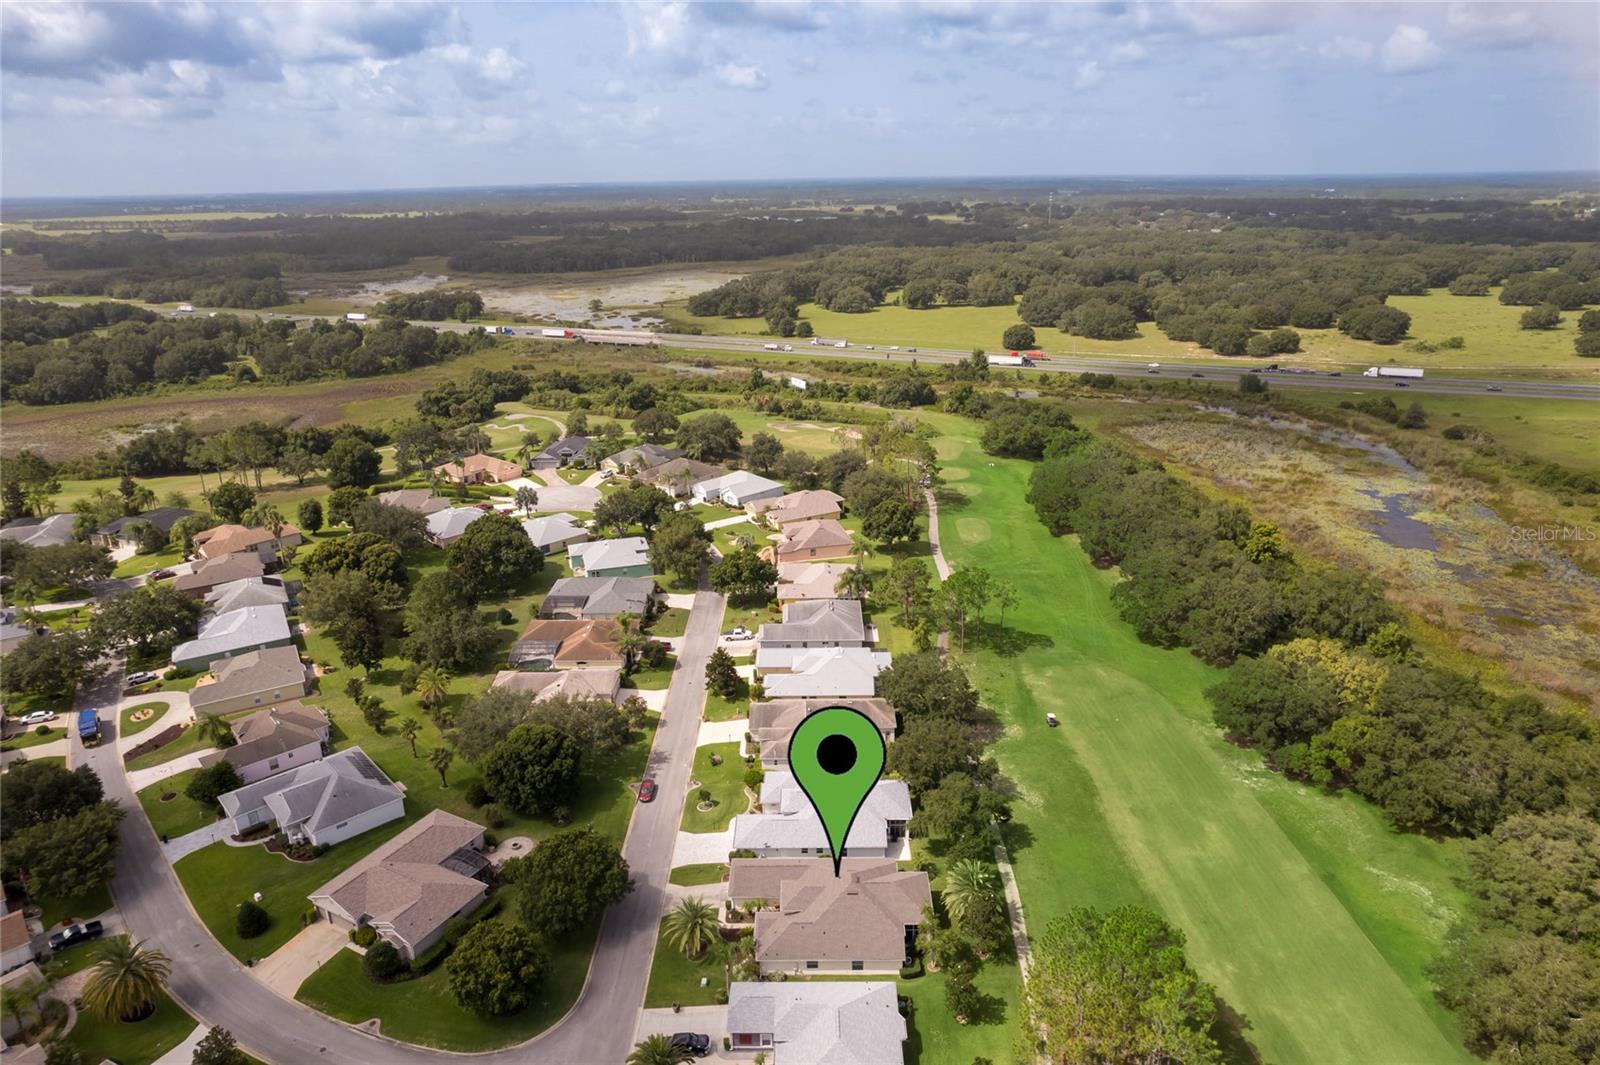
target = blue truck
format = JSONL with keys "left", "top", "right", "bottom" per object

{"left": 76, "top": 708, "right": 101, "bottom": 746}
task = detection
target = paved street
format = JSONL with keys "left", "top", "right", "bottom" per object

{"left": 77, "top": 585, "right": 727, "bottom": 1064}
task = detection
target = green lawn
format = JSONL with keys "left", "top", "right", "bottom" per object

{"left": 123, "top": 720, "right": 217, "bottom": 772}
{"left": 625, "top": 654, "right": 677, "bottom": 691}
{"left": 702, "top": 688, "right": 749, "bottom": 724}
{"left": 681, "top": 742, "right": 747, "bottom": 833}
{"left": 295, "top": 913, "right": 597, "bottom": 1051}
{"left": 120, "top": 701, "right": 170, "bottom": 739}
{"left": 1, "top": 723, "right": 67, "bottom": 749}
{"left": 138, "top": 770, "right": 221, "bottom": 839}
{"left": 174, "top": 822, "right": 412, "bottom": 961}
{"left": 113, "top": 544, "right": 184, "bottom": 579}
{"left": 642, "top": 918, "right": 724, "bottom": 1008}
{"left": 34, "top": 882, "right": 112, "bottom": 931}
{"left": 668, "top": 863, "right": 728, "bottom": 887}
{"left": 926, "top": 412, "right": 1473, "bottom": 1065}
{"left": 65, "top": 987, "right": 196, "bottom": 1065}
{"left": 648, "top": 607, "right": 690, "bottom": 638}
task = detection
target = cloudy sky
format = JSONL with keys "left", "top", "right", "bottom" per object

{"left": 2, "top": 1, "right": 1595, "bottom": 198}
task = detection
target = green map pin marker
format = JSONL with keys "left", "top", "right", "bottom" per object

{"left": 788, "top": 705, "right": 888, "bottom": 877}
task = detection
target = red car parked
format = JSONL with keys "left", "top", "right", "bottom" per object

{"left": 637, "top": 778, "right": 658, "bottom": 803}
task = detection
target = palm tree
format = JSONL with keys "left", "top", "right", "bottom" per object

{"left": 835, "top": 564, "right": 872, "bottom": 601}
{"left": 195, "top": 712, "right": 235, "bottom": 749}
{"left": 429, "top": 747, "right": 454, "bottom": 787}
{"left": 80, "top": 938, "right": 172, "bottom": 1022}
{"left": 517, "top": 432, "right": 543, "bottom": 466}
{"left": 943, "top": 859, "right": 1005, "bottom": 929}
{"left": 627, "top": 1033, "right": 693, "bottom": 1065}
{"left": 1, "top": 977, "right": 45, "bottom": 1034}
{"left": 398, "top": 718, "right": 422, "bottom": 758}
{"left": 245, "top": 503, "right": 286, "bottom": 540}
{"left": 664, "top": 896, "right": 721, "bottom": 959}
{"left": 23, "top": 481, "right": 55, "bottom": 518}
{"left": 514, "top": 485, "right": 539, "bottom": 515}
{"left": 416, "top": 666, "right": 451, "bottom": 711}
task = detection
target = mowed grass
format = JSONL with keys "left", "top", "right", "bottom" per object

{"left": 137, "top": 769, "right": 219, "bottom": 839}
{"left": 65, "top": 987, "right": 196, "bottom": 1065}
{"left": 675, "top": 286, "right": 1599, "bottom": 377}
{"left": 642, "top": 918, "right": 724, "bottom": 1008}
{"left": 926, "top": 413, "right": 1473, "bottom": 1065}
{"left": 295, "top": 913, "right": 598, "bottom": 1051}
{"left": 681, "top": 742, "right": 747, "bottom": 833}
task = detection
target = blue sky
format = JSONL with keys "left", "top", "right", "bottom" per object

{"left": 2, "top": 1, "right": 1595, "bottom": 198}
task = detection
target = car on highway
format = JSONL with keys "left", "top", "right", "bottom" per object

{"left": 1393, "top": 381, "right": 1409, "bottom": 388}
{"left": 126, "top": 671, "right": 158, "bottom": 686}
{"left": 863, "top": 345, "right": 876, "bottom": 350}
{"left": 149, "top": 569, "right": 175, "bottom": 580}
{"left": 670, "top": 1033, "right": 711, "bottom": 1058}
{"left": 724, "top": 626, "right": 753, "bottom": 641}
{"left": 1190, "top": 372, "right": 1204, "bottom": 378}
{"left": 638, "top": 778, "right": 657, "bottom": 803}
{"left": 1486, "top": 384, "right": 1503, "bottom": 392}
{"left": 905, "top": 347, "right": 918, "bottom": 352}
{"left": 888, "top": 345, "right": 900, "bottom": 351}
{"left": 48, "top": 921, "right": 104, "bottom": 953}
{"left": 17, "top": 710, "right": 56, "bottom": 726}
{"left": 781, "top": 344, "right": 793, "bottom": 351}
{"left": 1327, "top": 372, "right": 1342, "bottom": 377}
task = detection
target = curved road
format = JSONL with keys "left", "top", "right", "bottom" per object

{"left": 77, "top": 585, "right": 726, "bottom": 1065}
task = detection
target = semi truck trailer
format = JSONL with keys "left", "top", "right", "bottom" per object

{"left": 1362, "top": 366, "right": 1424, "bottom": 378}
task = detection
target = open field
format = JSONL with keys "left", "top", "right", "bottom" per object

{"left": 923, "top": 411, "right": 1473, "bottom": 1065}
{"left": 671, "top": 286, "right": 1600, "bottom": 377}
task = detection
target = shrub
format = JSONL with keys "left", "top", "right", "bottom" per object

{"left": 235, "top": 900, "right": 270, "bottom": 940}
{"left": 463, "top": 781, "right": 491, "bottom": 808}
{"left": 351, "top": 926, "right": 379, "bottom": 947}
{"left": 34, "top": 724, "right": 50, "bottom": 736}
{"left": 483, "top": 803, "right": 507, "bottom": 829}
{"left": 398, "top": 664, "right": 420, "bottom": 695}
{"left": 362, "top": 940, "right": 409, "bottom": 983}
{"left": 743, "top": 766, "right": 765, "bottom": 791}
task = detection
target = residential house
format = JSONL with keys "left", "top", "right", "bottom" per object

{"left": 174, "top": 553, "right": 266, "bottom": 599}
{"left": 435, "top": 453, "right": 524, "bottom": 485}
{"left": 726, "top": 981, "right": 906, "bottom": 1064}
{"left": 170, "top": 605, "right": 292, "bottom": 672}
{"left": 0, "top": 961, "right": 48, "bottom": 1045}
{"left": 569, "top": 537, "right": 652, "bottom": 578}
{"left": 748, "top": 489, "right": 844, "bottom": 527}
{"left": 0, "top": 622, "right": 38, "bottom": 656}
{"left": 691, "top": 470, "right": 786, "bottom": 508}
{"left": 762, "top": 647, "right": 892, "bottom": 699}
{"left": 189, "top": 644, "right": 312, "bottom": 717}
{"left": 770, "top": 519, "right": 854, "bottom": 564}
{"left": 0, "top": 513, "right": 75, "bottom": 549}
{"left": 0, "top": 911, "right": 35, "bottom": 975}
{"left": 748, "top": 697, "right": 895, "bottom": 767}
{"left": 199, "top": 701, "right": 328, "bottom": 785}
{"left": 507, "top": 619, "right": 624, "bottom": 671}
{"left": 490, "top": 667, "right": 622, "bottom": 702}
{"left": 731, "top": 772, "right": 910, "bottom": 859}
{"left": 639, "top": 457, "right": 726, "bottom": 497}
{"left": 538, "top": 576, "right": 654, "bottom": 619}
{"left": 521, "top": 513, "right": 589, "bottom": 555}
{"left": 192, "top": 523, "right": 302, "bottom": 564}
{"left": 530, "top": 436, "right": 596, "bottom": 470}
{"left": 425, "top": 507, "right": 486, "bottom": 547}
{"left": 203, "top": 576, "right": 291, "bottom": 617}
{"left": 91, "top": 507, "right": 197, "bottom": 550}
{"left": 730, "top": 859, "right": 930, "bottom": 974}
{"left": 601, "top": 443, "right": 682, "bottom": 474}
{"left": 217, "top": 747, "right": 404, "bottom": 846}
{"left": 377, "top": 489, "right": 451, "bottom": 516}
{"left": 308, "top": 810, "right": 491, "bottom": 961}
{"left": 774, "top": 562, "right": 855, "bottom": 606}
{"left": 755, "top": 599, "right": 870, "bottom": 674}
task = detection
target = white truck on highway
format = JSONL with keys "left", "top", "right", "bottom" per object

{"left": 1362, "top": 366, "right": 1424, "bottom": 379}
{"left": 344, "top": 312, "right": 368, "bottom": 322}
{"left": 987, "top": 353, "right": 1033, "bottom": 367}
{"left": 541, "top": 329, "right": 574, "bottom": 339}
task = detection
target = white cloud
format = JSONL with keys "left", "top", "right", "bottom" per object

{"left": 1073, "top": 60, "right": 1105, "bottom": 90}
{"left": 1380, "top": 25, "right": 1442, "bottom": 75}
{"left": 1443, "top": 3, "right": 1542, "bottom": 47}
{"left": 1108, "top": 41, "right": 1147, "bottom": 65}
{"left": 714, "top": 62, "right": 768, "bottom": 90}
{"left": 1319, "top": 35, "right": 1374, "bottom": 65}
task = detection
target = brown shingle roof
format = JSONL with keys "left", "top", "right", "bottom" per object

{"left": 775, "top": 519, "right": 853, "bottom": 557}
{"left": 736, "top": 859, "right": 931, "bottom": 964}
{"left": 0, "top": 910, "right": 29, "bottom": 953}
{"left": 515, "top": 618, "right": 622, "bottom": 664}
{"left": 193, "top": 523, "right": 300, "bottom": 558}
{"left": 175, "top": 552, "right": 266, "bottom": 595}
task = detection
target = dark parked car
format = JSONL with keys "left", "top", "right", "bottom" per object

{"left": 670, "top": 1033, "right": 711, "bottom": 1058}
{"left": 48, "top": 920, "right": 104, "bottom": 953}
{"left": 149, "top": 569, "right": 175, "bottom": 580}
{"left": 638, "top": 778, "right": 658, "bottom": 803}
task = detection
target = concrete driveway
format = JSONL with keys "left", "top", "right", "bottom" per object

{"left": 161, "top": 820, "right": 232, "bottom": 861}
{"left": 672, "top": 827, "right": 735, "bottom": 867}
{"left": 251, "top": 921, "right": 349, "bottom": 999}
{"left": 635, "top": 1006, "right": 730, "bottom": 1054}
{"left": 503, "top": 476, "right": 599, "bottom": 513}
{"left": 127, "top": 748, "right": 217, "bottom": 792}
{"left": 696, "top": 719, "right": 747, "bottom": 747}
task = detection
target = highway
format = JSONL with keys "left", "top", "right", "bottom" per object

{"left": 266, "top": 311, "right": 1600, "bottom": 401}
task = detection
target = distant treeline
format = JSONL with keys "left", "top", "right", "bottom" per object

{"left": 0, "top": 298, "right": 492, "bottom": 405}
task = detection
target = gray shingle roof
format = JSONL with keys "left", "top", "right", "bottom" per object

{"left": 425, "top": 507, "right": 486, "bottom": 542}
{"left": 727, "top": 982, "right": 906, "bottom": 1065}
{"left": 0, "top": 514, "right": 76, "bottom": 548}
{"left": 95, "top": 507, "right": 197, "bottom": 536}
{"left": 218, "top": 746, "right": 401, "bottom": 836}
{"left": 570, "top": 537, "right": 650, "bottom": 574}
{"left": 731, "top": 773, "right": 910, "bottom": 853}
{"left": 520, "top": 513, "right": 587, "bottom": 551}
{"left": 757, "top": 599, "right": 867, "bottom": 647}
{"left": 176, "top": 553, "right": 266, "bottom": 595}
{"left": 170, "top": 605, "right": 290, "bottom": 665}
{"left": 539, "top": 576, "right": 654, "bottom": 618}
{"left": 203, "top": 576, "right": 290, "bottom": 615}
{"left": 190, "top": 644, "right": 308, "bottom": 712}
{"left": 739, "top": 859, "right": 930, "bottom": 966}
